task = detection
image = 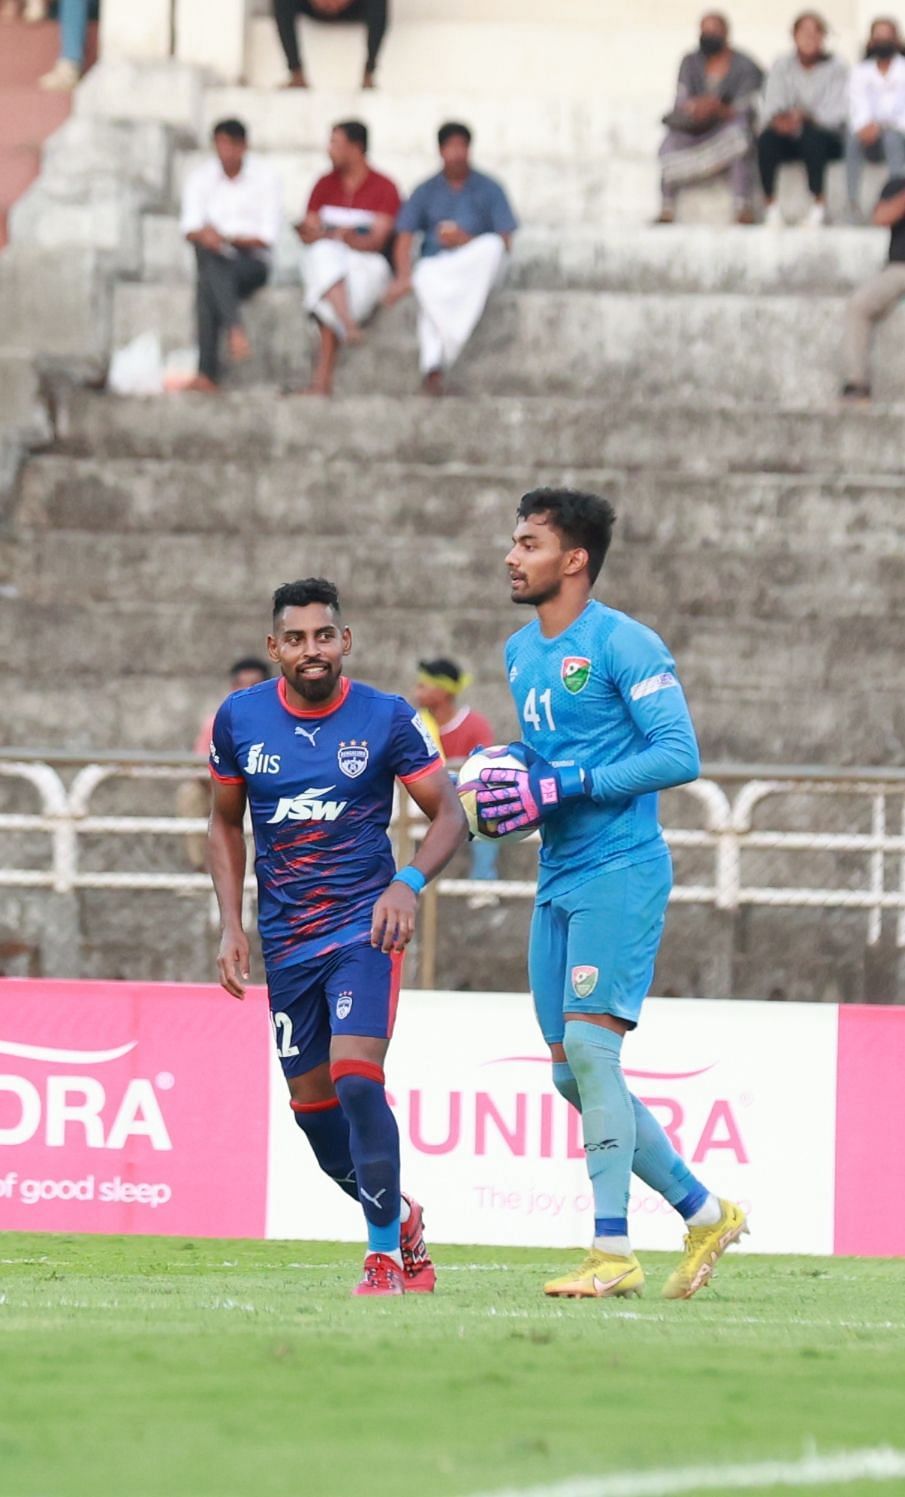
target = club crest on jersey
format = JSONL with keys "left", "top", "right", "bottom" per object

{"left": 337, "top": 739, "right": 369, "bottom": 778}
{"left": 571, "top": 964, "right": 599, "bottom": 999}
{"left": 561, "top": 657, "right": 591, "bottom": 695}
{"left": 336, "top": 991, "right": 353, "bottom": 1020}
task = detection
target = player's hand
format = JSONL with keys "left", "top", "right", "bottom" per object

{"left": 476, "top": 742, "right": 589, "bottom": 835}
{"left": 217, "top": 926, "right": 250, "bottom": 999}
{"left": 370, "top": 881, "right": 418, "bottom": 954}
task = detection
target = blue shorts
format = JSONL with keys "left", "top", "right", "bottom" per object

{"left": 266, "top": 942, "right": 403, "bottom": 1080}
{"left": 529, "top": 850, "right": 672, "bottom": 1044}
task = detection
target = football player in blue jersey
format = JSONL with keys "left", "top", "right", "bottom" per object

{"left": 207, "top": 577, "right": 468, "bottom": 1296}
{"left": 476, "top": 490, "right": 747, "bottom": 1300}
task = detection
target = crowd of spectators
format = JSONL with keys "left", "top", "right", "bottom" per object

{"left": 659, "top": 9, "right": 905, "bottom": 227}
{"left": 178, "top": 115, "right": 517, "bottom": 397}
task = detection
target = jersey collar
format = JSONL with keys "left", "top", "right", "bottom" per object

{"left": 277, "top": 674, "right": 352, "bottom": 719}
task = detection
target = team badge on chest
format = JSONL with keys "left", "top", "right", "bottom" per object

{"left": 561, "top": 656, "right": 591, "bottom": 694}
{"left": 338, "top": 739, "right": 369, "bottom": 778}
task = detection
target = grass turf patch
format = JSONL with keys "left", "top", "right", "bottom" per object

{"left": 1, "top": 1234, "right": 903, "bottom": 1497}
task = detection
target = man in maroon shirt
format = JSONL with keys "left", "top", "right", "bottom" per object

{"left": 295, "top": 119, "right": 401, "bottom": 395}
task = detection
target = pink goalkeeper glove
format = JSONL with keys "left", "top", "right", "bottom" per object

{"left": 475, "top": 743, "right": 589, "bottom": 836}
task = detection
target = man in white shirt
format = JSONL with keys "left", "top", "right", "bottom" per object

{"left": 180, "top": 119, "right": 282, "bottom": 392}
{"left": 846, "top": 18, "right": 905, "bottom": 219}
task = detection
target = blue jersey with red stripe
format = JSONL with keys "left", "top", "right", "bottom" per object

{"left": 209, "top": 676, "right": 441, "bottom": 973}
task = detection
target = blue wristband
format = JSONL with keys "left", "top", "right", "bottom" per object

{"left": 393, "top": 866, "right": 427, "bottom": 896}
{"left": 557, "top": 764, "right": 589, "bottom": 800}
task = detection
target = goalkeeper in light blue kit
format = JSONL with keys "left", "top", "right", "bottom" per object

{"left": 476, "top": 488, "right": 748, "bottom": 1300}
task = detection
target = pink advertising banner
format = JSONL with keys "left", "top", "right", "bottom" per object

{"left": 834, "top": 1005, "right": 905, "bottom": 1258}
{"left": 0, "top": 980, "right": 271, "bottom": 1237}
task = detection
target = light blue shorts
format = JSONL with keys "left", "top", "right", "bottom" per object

{"left": 528, "top": 850, "right": 672, "bottom": 1043}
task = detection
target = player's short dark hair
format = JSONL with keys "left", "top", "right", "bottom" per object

{"left": 229, "top": 656, "right": 270, "bottom": 680}
{"left": 438, "top": 121, "right": 472, "bottom": 148}
{"left": 212, "top": 118, "right": 247, "bottom": 143}
{"left": 334, "top": 119, "right": 368, "bottom": 152}
{"left": 272, "top": 578, "right": 342, "bottom": 622}
{"left": 517, "top": 488, "right": 616, "bottom": 585}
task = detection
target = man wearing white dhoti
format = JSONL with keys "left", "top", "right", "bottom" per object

{"left": 385, "top": 122, "right": 518, "bottom": 395}
{"left": 295, "top": 120, "right": 402, "bottom": 395}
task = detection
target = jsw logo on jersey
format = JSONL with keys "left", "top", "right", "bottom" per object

{"left": 244, "top": 742, "right": 281, "bottom": 775}
{"left": 267, "top": 786, "right": 349, "bottom": 824}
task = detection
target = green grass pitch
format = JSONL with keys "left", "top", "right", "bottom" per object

{"left": 1, "top": 1234, "right": 903, "bottom": 1497}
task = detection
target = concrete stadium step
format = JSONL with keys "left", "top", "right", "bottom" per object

{"left": 18, "top": 455, "right": 905, "bottom": 557}
{"left": 140, "top": 216, "right": 888, "bottom": 295}
{"left": 14, "top": 528, "right": 905, "bottom": 628}
{"left": 2, "top": 605, "right": 897, "bottom": 765}
{"left": 199, "top": 87, "right": 665, "bottom": 159}
{"left": 110, "top": 282, "right": 903, "bottom": 404}
{"left": 56, "top": 389, "right": 905, "bottom": 476}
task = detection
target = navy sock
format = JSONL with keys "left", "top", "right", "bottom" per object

{"left": 332, "top": 1062, "right": 401, "bottom": 1255}
{"left": 291, "top": 1097, "right": 358, "bottom": 1200}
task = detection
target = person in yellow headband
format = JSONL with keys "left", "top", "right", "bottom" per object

{"left": 414, "top": 657, "right": 499, "bottom": 897}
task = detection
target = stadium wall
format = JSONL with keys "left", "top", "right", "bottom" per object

{"left": 0, "top": 979, "right": 902, "bottom": 1258}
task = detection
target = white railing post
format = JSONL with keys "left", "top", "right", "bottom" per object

{"left": 869, "top": 794, "right": 886, "bottom": 946}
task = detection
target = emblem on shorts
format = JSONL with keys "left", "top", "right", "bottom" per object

{"left": 571, "top": 965, "right": 599, "bottom": 998}
{"left": 336, "top": 991, "right": 353, "bottom": 1020}
{"left": 561, "top": 656, "right": 591, "bottom": 694}
{"left": 338, "top": 739, "right": 369, "bottom": 778}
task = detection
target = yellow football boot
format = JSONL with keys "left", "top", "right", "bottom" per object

{"left": 544, "top": 1248, "right": 645, "bottom": 1299}
{"left": 662, "top": 1198, "right": 749, "bottom": 1300}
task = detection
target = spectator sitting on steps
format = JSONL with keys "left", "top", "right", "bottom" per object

{"left": 840, "top": 174, "right": 905, "bottom": 401}
{"left": 384, "top": 123, "right": 518, "bottom": 397}
{"left": 179, "top": 119, "right": 281, "bottom": 394}
{"left": 758, "top": 11, "right": 849, "bottom": 228}
{"left": 272, "top": 0, "right": 389, "bottom": 90}
{"left": 293, "top": 120, "right": 401, "bottom": 397}
{"left": 845, "top": 16, "right": 905, "bottom": 223}
{"left": 657, "top": 12, "right": 763, "bottom": 225}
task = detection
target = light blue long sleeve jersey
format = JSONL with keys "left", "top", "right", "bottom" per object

{"left": 504, "top": 599, "right": 701, "bottom": 903}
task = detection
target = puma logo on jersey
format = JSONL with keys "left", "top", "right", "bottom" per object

{"left": 294, "top": 725, "right": 322, "bottom": 747}
{"left": 244, "top": 742, "right": 281, "bottom": 774}
{"left": 267, "top": 786, "right": 348, "bottom": 824}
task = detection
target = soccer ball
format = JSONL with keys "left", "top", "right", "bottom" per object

{"left": 456, "top": 745, "right": 536, "bottom": 844}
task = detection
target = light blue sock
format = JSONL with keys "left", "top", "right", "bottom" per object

{"left": 563, "top": 1020, "right": 635, "bottom": 1243}
{"left": 553, "top": 1059, "right": 711, "bottom": 1223}
{"left": 631, "top": 1095, "right": 710, "bottom": 1220}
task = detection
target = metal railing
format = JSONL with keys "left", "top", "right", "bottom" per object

{"left": 3, "top": 749, "right": 905, "bottom": 986}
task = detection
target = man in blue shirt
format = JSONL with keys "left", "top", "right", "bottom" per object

{"left": 208, "top": 577, "right": 468, "bottom": 1296}
{"left": 384, "top": 121, "right": 517, "bottom": 394}
{"left": 476, "top": 489, "right": 747, "bottom": 1301}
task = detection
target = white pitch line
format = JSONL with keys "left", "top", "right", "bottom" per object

{"left": 467, "top": 1447, "right": 905, "bottom": 1497}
